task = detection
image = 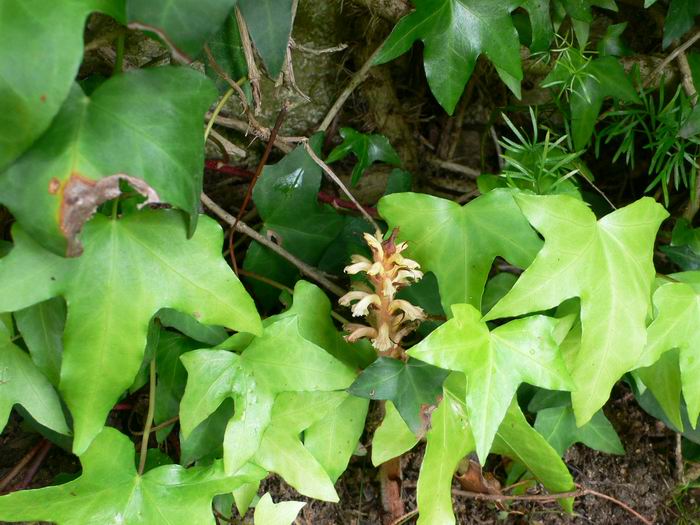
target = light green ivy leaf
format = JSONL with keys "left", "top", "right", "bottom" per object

{"left": 0, "top": 330, "right": 68, "bottom": 435}
{"left": 0, "top": 209, "right": 261, "bottom": 454}
{"left": 410, "top": 303, "right": 573, "bottom": 461}
{"left": 636, "top": 272, "right": 700, "bottom": 427}
{"left": 485, "top": 194, "right": 668, "bottom": 426}
{"left": 254, "top": 493, "right": 305, "bottom": 525}
{"left": 371, "top": 401, "right": 420, "bottom": 466}
{"left": 0, "top": 428, "right": 265, "bottom": 525}
{"left": 378, "top": 189, "right": 543, "bottom": 314}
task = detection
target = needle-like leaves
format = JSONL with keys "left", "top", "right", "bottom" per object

{"left": 485, "top": 195, "right": 668, "bottom": 425}
{"left": 409, "top": 303, "right": 573, "bottom": 461}
{"left": 0, "top": 209, "right": 261, "bottom": 454}
{"left": 0, "top": 428, "right": 265, "bottom": 525}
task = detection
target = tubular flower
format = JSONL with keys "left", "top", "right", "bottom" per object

{"left": 339, "top": 229, "right": 426, "bottom": 358}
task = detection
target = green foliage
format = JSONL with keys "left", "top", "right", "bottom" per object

{"left": 409, "top": 303, "right": 573, "bottom": 461}
{"left": 0, "top": 68, "right": 217, "bottom": 255}
{"left": 2, "top": 2, "right": 700, "bottom": 523}
{"left": 379, "top": 189, "right": 543, "bottom": 313}
{"left": 486, "top": 195, "right": 668, "bottom": 424}
{"left": 326, "top": 127, "right": 402, "bottom": 186}
{"left": 375, "top": 0, "right": 524, "bottom": 113}
{"left": 0, "top": 209, "right": 260, "bottom": 454}
{"left": 0, "top": 0, "right": 125, "bottom": 169}
{"left": 0, "top": 428, "right": 265, "bottom": 525}
{"left": 348, "top": 356, "right": 448, "bottom": 434}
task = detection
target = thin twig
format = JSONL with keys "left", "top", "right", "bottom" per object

{"left": 302, "top": 142, "right": 381, "bottom": 232}
{"left": 452, "top": 485, "right": 653, "bottom": 525}
{"left": 132, "top": 415, "right": 180, "bottom": 437}
{"left": 292, "top": 40, "right": 348, "bottom": 55}
{"left": 317, "top": 36, "right": 389, "bottom": 132}
{"left": 229, "top": 106, "right": 288, "bottom": 273}
{"left": 201, "top": 193, "right": 346, "bottom": 297}
{"left": 430, "top": 158, "right": 480, "bottom": 179}
{"left": 235, "top": 7, "right": 262, "bottom": 111}
{"left": 10, "top": 440, "right": 52, "bottom": 492}
{"left": 138, "top": 359, "right": 156, "bottom": 476}
{"left": 208, "top": 129, "right": 247, "bottom": 158}
{"left": 0, "top": 440, "right": 44, "bottom": 493}
{"left": 645, "top": 30, "right": 700, "bottom": 88}
{"left": 677, "top": 51, "right": 698, "bottom": 104}
{"left": 389, "top": 509, "right": 418, "bottom": 525}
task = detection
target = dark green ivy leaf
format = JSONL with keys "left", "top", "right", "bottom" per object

{"left": 662, "top": 0, "right": 700, "bottom": 49}
{"left": 326, "top": 128, "right": 402, "bottom": 187}
{"left": 238, "top": 0, "right": 294, "bottom": 78}
{"left": 374, "top": 0, "right": 524, "bottom": 114}
{"left": 348, "top": 357, "right": 449, "bottom": 434}
{"left": 243, "top": 142, "right": 344, "bottom": 309}
{"left": 127, "top": 0, "right": 237, "bottom": 60}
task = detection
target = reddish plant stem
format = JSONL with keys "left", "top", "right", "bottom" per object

{"left": 9, "top": 439, "right": 52, "bottom": 492}
{"left": 0, "top": 440, "right": 45, "bottom": 493}
{"left": 227, "top": 106, "right": 288, "bottom": 273}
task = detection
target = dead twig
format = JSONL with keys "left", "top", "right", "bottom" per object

{"left": 430, "top": 158, "right": 480, "bottom": 179}
{"left": 0, "top": 440, "right": 45, "bottom": 493}
{"left": 302, "top": 142, "right": 381, "bottom": 232}
{"left": 645, "top": 30, "right": 700, "bottom": 89}
{"left": 9, "top": 440, "right": 52, "bottom": 492}
{"left": 452, "top": 484, "right": 653, "bottom": 525}
{"left": 201, "top": 193, "right": 346, "bottom": 297}
{"left": 235, "top": 7, "right": 262, "bottom": 112}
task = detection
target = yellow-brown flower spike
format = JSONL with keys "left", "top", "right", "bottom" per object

{"left": 339, "top": 229, "right": 425, "bottom": 358}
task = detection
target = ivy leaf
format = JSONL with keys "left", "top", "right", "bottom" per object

{"left": 14, "top": 297, "right": 66, "bottom": 386}
{"left": 663, "top": 0, "right": 700, "bottom": 49}
{"left": 304, "top": 395, "right": 369, "bottom": 482}
{"left": 157, "top": 308, "right": 229, "bottom": 346}
{"left": 0, "top": 330, "right": 69, "bottom": 435}
{"left": 0, "top": 0, "right": 125, "bottom": 170}
{"left": 0, "top": 209, "right": 261, "bottom": 454}
{"left": 0, "top": 68, "right": 217, "bottom": 256}
{"left": 154, "top": 331, "right": 202, "bottom": 442}
{"left": 0, "top": 428, "right": 265, "bottom": 525}
{"left": 660, "top": 219, "right": 700, "bottom": 270}
{"left": 543, "top": 55, "right": 640, "bottom": 150}
{"left": 254, "top": 391, "right": 349, "bottom": 501}
{"left": 378, "top": 189, "right": 543, "bottom": 314}
{"left": 238, "top": 0, "right": 294, "bottom": 78}
{"left": 553, "top": 0, "right": 618, "bottom": 47}
{"left": 521, "top": 0, "right": 554, "bottom": 52}
{"left": 371, "top": 401, "right": 420, "bottom": 466}
{"left": 485, "top": 195, "right": 668, "bottom": 426}
{"left": 636, "top": 274, "right": 700, "bottom": 426}
{"left": 410, "top": 303, "right": 573, "bottom": 461}
{"left": 535, "top": 405, "right": 624, "bottom": 456}
{"left": 416, "top": 374, "right": 574, "bottom": 524}
{"left": 254, "top": 493, "right": 305, "bottom": 525}
{"left": 206, "top": 12, "right": 251, "bottom": 95}
{"left": 326, "top": 128, "right": 402, "bottom": 186}
{"left": 180, "top": 306, "right": 356, "bottom": 476}
{"left": 348, "top": 357, "right": 449, "bottom": 434}
{"left": 127, "top": 0, "right": 237, "bottom": 60}
{"left": 374, "top": 0, "right": 523, "bottom": 114}
{"left": 243, "top": 143, "right": 344, "bottom": 308}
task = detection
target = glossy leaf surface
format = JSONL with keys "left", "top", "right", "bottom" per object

{"left": 410, "top": 303, "right": 573, "bottom": 461}
{"left": 486, "top": 195, "right": 667, "bottom": 425}
{"left": 0, "top": 0, "right": 125, "bottom": 169}
{"left": 375, "top": 0, "right": 523, "bottom": 113}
